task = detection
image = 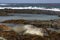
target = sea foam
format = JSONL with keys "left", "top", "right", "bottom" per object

{"left": 0, "top": 7, "right": 60, "bottom": 11}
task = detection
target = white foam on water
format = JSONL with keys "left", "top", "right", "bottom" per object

{"left": 0, "top": 7, "right": 60, "bottom": 11}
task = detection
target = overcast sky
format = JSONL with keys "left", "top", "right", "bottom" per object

{"left": 0, "top": 0, "right": 60, "bottom": 3}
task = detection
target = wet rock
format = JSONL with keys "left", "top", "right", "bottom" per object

{"left": 0, "top": 9, "right": 60, "bottom": 15}
{"left": 0, "top": 31, "right": 20, "bottom": 40}
{"left": 0, "top": 24, "right": 12, "bottom": 31}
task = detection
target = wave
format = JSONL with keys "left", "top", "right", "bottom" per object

{"left": 0, "top": 6, "right": 60, "bottom": 11}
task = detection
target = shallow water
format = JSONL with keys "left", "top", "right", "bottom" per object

{"left": 0, "top": 13, "right": 60, "bottom": 22}
{"left": 0, "top": 23, "right": 24, "bottom": 27}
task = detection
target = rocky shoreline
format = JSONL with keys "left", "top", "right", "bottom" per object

{"left": 0, "top": 20, "right": 60, "bottom": 40}
{"left": 0, "top": 9, "right": 60, "bottom": 40}
{"left": 0, "top": 9, "right": 60, "bottom": 16}
{"left": 1, "top": 19, "right": 60, "bottom": 28}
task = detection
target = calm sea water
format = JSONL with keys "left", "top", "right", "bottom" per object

{"left": 0, "top": 13, "right": 59, "bottom": 22}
